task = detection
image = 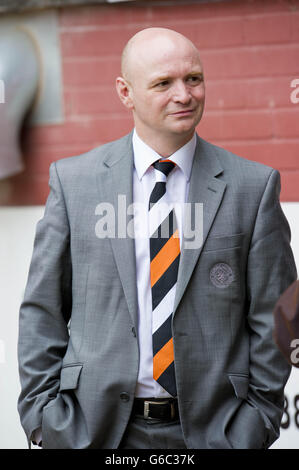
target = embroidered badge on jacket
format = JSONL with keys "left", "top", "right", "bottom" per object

{"left": 210, "top": 263, "right": 234, "bottom": 288}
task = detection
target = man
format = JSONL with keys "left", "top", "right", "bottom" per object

{"left": 273, "top": 280, "right": 299, "bottom": 368}
{"left": 18, "top": 27, "right": 297, "bottom": 449}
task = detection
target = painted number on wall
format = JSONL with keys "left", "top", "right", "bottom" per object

{"left": 281, "top": 394, "right": 299, "bottom": 429}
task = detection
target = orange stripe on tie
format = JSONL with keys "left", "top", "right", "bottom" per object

{"left": 153, "top": 337, "right": 174, "bottom": 381}
{"left": 150, "top": 229, "right": 180, "bottom": 287}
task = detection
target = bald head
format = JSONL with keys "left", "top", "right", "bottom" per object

{"left": 121, "top": 27, "right": 201, "bottom": 83}
{"left": 116, "top": 27, "right": 205, "bottom": 156}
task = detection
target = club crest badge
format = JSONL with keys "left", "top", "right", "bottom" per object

{"left": 210, "top": 263, "right": 234, "bottom": 288}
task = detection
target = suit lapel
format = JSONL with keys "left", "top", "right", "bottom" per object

{"left": 96, "top": 134, "right": 139, "bottom": 329}
{"left": 173, "top": 136, "right": 227, "bottom": 314}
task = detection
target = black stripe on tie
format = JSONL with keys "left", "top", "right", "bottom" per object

{"left": 153, "top": 315, "right": 173, "bottom": 356}
{"left": 150, "top": 210, "right": 178, "bottom": 261}
{"left": 154, "top": 161, "right": 175, "bottom": 176}
{"left": 151, "top": 255, "right": 180, "bottom": 311}
{"left": 149, "top": 182, "right": 166, "bottom": 208}
{"left": 157, "top": 362, "right": 177, "bottom": 397}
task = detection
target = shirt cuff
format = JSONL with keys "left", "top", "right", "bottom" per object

{"left": 31, "top": 427, "right": 42, "bottom": 447}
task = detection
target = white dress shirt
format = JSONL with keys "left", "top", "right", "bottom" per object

{"left": 132, "top": 129, "right": 196, "bottom": 397}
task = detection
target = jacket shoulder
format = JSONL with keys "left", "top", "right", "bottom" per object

{"left": 201, "top": 138, "right": 275, "bottom": 178}
{"left": 53, "top": 133, "right": 132, "bottom": 175}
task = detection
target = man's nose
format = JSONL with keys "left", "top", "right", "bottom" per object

{"left": 172, "top": 81, "right": 191, "bottom": 104}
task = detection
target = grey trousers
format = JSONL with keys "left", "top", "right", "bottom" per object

{"left": 118, "top": 416, "right": 187, "bottom": 449}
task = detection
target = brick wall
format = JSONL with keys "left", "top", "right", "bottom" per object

{"left": 4, "top": 0, "right": 299, "bottom": 204}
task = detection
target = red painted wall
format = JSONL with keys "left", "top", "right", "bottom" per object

{"left": 5, "top": 0, "right": 299, "bottom": 204}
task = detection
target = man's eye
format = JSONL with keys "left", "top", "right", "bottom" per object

{"left": 187, "top": 76, "right": 203, "bottom": 84}
{"left": 156, "top": 81, "right": 169, "bottom": 87}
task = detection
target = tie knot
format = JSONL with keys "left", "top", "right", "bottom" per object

{"left": 153, "top": 159, "right": 176, "bottom": 178}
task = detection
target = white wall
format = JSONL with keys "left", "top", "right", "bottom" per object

{"left": 270, "top": 203, "right": 299, "bottom": 449}
{"left": 0, "top": 206, "right": 44, "bottom": 449}
{"left": 0, "top": 203, "right": 298, "bottom": 449}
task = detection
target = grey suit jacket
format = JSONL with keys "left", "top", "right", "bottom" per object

{"left": 17, "top": 133, "right": 297, "bottom": 449}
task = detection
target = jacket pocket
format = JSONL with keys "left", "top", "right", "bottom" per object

{"left": 203, "top": 233, "right": 244, "bottom": 252}
{"left": 228, "top": 373, "right": 249, "bottom": 399}
{"left": 59, "top": 364, "right": 83, "bottom": 392}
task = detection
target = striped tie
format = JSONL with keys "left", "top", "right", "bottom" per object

{"left": 149, "top": 159, "right": 179, "bottom": 397}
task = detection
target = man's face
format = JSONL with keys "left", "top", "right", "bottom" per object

{"left": 120, "top": 36, "right": 205, "bottom": 145}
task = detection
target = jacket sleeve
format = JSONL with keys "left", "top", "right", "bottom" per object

{"left": 228, "top": 168, "right": 297, "bottom": 448}
{"left": 17, "top": 161, "right": 72, "bottom": 442}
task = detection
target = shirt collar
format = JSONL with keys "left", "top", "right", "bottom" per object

{"left": 133, "top": 129, "right": 196, "bottom": 182}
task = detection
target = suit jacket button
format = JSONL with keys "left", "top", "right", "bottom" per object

{"left": 120, "top": 392, "right": 130, "bottom": 402}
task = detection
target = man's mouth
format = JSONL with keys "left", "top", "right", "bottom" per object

{"left": 170, "top": 109, "right": 195, "bottom": 116}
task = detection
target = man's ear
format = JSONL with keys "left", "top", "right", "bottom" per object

{"left": 116, "top": 76, "right": 134, "bottom": 109}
